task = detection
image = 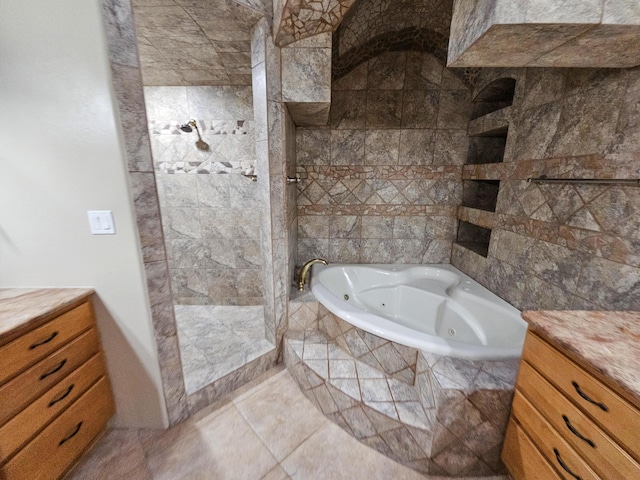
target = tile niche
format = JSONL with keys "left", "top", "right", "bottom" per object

{"left": 456, "top": 77, "right": 515, "bottom": 258}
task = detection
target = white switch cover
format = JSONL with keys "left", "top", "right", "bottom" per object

{"left": 87, "top": 210, "right": 116, "bottom": 235}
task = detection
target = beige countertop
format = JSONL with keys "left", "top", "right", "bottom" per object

{"left": 0, "top": 288, "right": 94, "bottom": 344}
{"left": 522, "top": 310, "right": 640, "bottom": 407}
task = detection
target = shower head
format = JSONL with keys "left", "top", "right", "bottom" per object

{"left": 179, "top": 120, "right": 209, "bottom": 151}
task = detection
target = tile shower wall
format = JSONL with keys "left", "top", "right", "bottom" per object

{"left": 103, "top": 0, "right": 189, "bottom": 425}
{"left": 145, "top": 85, "right": 263, "bottom": 306}
{"left": 453, "top": 67, "right": 640, "bottom": 311}
{"left": 296, "top": 51, "right": 471, "bottom": 264}
{"left": 252, "top": 17, "right": 299, "bottom": 348}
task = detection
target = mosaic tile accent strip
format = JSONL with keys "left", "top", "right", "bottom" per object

{"left": 284, "top": 302, "right": 517, "bottom": 477}
{"left": 274, "top": 0, "right": 358, "bottom": 47}
{"left": 149, "top": 119, "right": 251, "bottom": 136}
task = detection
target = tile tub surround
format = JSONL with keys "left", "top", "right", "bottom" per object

{"left": 318, "top": 305, "right": 419, "bottom": 385}
{"left": 285, "top": 300, "right": 518, "bottom": 476}
{"left": 522, "top": 310, "right": 640, "bottom": 405}
{"left": 146, "top": 85, "right": 264, "bottom": 306}
{"left": 297, "top": 50, "right": 470, "bottom": 265}
{"left": 452, "top": 66, "right": 640, "bottom": 312}
{"left": 67, "top": 367, "right": 510, "bottom": 480}
{"left": 175, "top": 305, "right": 274, "bottom": 394}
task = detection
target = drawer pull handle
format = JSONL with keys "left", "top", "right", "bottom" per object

{"left": 562, "top": 415, "right": 595, "bottom": 447}
{"left": 39, "top": 359, "right": 67, "bottom": 380}
{"left": 59, "top": 422, "right": 83, "bottom": 446}
{"left": 572, "top": 381, "right": 608, "bottom": 411}
{"left": 29, "top": 331, "right": 58, "bottom": 349}
{"left": 554, "top": 448, "right": 582, "bottom": 480}
{"left": 48, "top": 384, "right": 75, "bottom": 407}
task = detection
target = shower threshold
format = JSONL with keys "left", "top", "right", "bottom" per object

{"left": 175, "top": 305, "right": 274, "bottom": 394}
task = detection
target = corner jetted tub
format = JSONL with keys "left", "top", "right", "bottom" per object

{"left": 311, "top": 264, "right": 527, "bottom": 361}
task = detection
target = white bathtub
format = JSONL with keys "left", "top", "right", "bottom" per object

{"left": 311, "top": 264, "right": 527, "bottom": 361}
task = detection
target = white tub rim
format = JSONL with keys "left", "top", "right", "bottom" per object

{"left": 310, "top": 263, "right": 528, "bottom": 361}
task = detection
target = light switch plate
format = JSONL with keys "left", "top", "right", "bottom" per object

{"left": 87, "top": 210, "right": 116, "bottom": 235}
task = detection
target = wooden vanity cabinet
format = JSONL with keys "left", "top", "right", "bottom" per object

{"left": 502, "top": 330, "right": 640, "bottom": 480}
{"left": 0, "top": 298, "right": 115, "bottom": 480}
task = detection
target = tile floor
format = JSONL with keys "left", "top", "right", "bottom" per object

{"left": 175, "top": 305, "right": 275, "bottom": 394}
{"left": 67, "top": 368, "right": 509, "bottom": 480}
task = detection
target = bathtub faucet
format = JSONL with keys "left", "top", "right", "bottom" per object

{"left": 298, "top": 258, "right": 328, "bottom": 291}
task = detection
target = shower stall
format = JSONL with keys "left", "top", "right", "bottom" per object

{"left": 144, "top": 85, "right": 275, "bottom": 395}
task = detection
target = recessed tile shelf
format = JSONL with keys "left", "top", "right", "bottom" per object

{"left": 455, "top": 220, "right": 492, "bottom": 258}
{"left": 470, "top": 77, "right": 516, "bottom": 120}
{"left": 468, "top": 106, "right": 511, "bottom": 136}
{"left": 466, "top": 126, "right": 508, "bottom": 165}
{"left": 457, "top": 205, "right": 496, "bottom": 230}
{"left": 462, "top": 179, "right": 500, "bottom": 212}
{"left": 457, "top": 78, "right": 514, "bottom": 258}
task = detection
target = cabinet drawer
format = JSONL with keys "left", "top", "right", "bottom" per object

{"left": 0, "top": 329, "right": 100, "bottom": 426}
{"left": 518, "top": 361, "right": 640, "bottom": 480}
{"left": 0, "top": 376, "right": 114, "bottom": 480}
{"left": 0, "top": 353, "right": 107, "bottom": 462}
{"left": 523, "top": 332, "right": 640, "bottom": 456}
{"left": 0, "top": 302, "right": 94, "bottom": 386}
{"left": 502, "top": 418, "right": 561, "bottom": 480}
{"left": 512, "top": 389, "right": 600, "bottom": 480}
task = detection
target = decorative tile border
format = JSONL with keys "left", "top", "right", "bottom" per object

{"left": 149, "top": 120, "right": 251, "bottom": 136}
{"left": 155, "top": 161, "right": 248, "bottom": 175}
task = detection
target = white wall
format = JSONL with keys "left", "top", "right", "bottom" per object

{"left": 0, "top": 0, "right": 168, "bottom": 428}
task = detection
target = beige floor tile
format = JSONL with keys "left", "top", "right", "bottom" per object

{"left": 261, "top": 464, "right": 292, "bottom": 480}
{"left": 67, "top": 429, "right": 148, "bottom": 480}
{"left": 234, "top": 370, "right": 328, "bottom": 461}
{"left": 281, "top": 422, "right": 427, "bottom": 480}
{"left": 147, "top": 405, "right": 278, "bottom": 480}
{"left": 139, "top": 417, "right": 201, "bottom": 456}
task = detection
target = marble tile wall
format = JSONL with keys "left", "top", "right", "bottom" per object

{"left": 297, "top": 50, "right": 470, "bottom": 264}
{"left": 251, "top": 18, "right": 298, "bottom": 350}
{"left": 282, "top": 33, "right": 333, "bottom": 125}
{"left": 102, "top": 0, "right": 188, "bottom": 425}
{"left": 145, "top": 86, "right": 263, "bottom": 306}
{"left": 452, "top": 66, "right": 640, "bottom": 311}
{"left": 131, "top": 0, "right": 260, "bottom": 86}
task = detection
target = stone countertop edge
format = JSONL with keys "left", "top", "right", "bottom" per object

{"left": 522, "top": 310, "right": 640, "bottom": 407}
{"left": 0, "top": 288, "right": 95, "bottom": 345}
